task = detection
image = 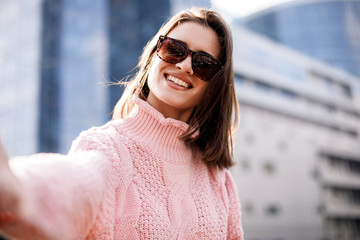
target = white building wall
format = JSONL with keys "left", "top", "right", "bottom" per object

{"left": 231, "top": 25, "right": 360, "bottom": 240}
{"left": 233, "top": 105, "right": 323, "bottom": 240}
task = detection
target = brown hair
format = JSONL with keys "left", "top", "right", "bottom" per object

{"left": 112, "top": 7, "right": 239, "bottom": 169}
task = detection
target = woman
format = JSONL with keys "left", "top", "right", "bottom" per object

{"left": 0, "top": 7, "right": 243, "bottom": 239}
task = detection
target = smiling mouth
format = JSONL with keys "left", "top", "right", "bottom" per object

{"left": 166, "top": 75, "right": 192, "bottom": 89}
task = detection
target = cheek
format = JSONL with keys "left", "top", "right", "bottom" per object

{"left": 193, "top": 81, "right": 209, "bottom": 104}
{"left": 147, "top": 58, "right": 164, "bottom": 86}
{"left": 197, "top": 81, "right": 209, "bottom": 95}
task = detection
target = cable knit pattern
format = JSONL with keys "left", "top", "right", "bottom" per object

{"left": 6, "top": 96, "right": 244, "bottom": 240}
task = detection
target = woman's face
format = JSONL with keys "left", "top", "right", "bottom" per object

{"left": 147, "top": 21, "right": 221, "bottom": 122}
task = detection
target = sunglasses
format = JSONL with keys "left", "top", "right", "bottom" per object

{"left": 156, "top": 35, "right": 223, "bottom": 82}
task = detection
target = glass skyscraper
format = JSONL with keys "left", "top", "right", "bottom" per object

{"left": 0, "top": 0, "right": 171, "bottom": 156}
{"left": 108, "top": 0, "right": 170, "bottom": 111}
{"left": 241, "top": 0, "right": 360, "bottom": 78}
{"left": 0, "top": 0, "right": 43, "bottom": 156}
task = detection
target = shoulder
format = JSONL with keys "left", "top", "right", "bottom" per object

{"left": 208, "top": 166, "right": 234, "bottom": 184}
{"left": 208, "top": 166, "right": 239, "bottom": 200}
{"left": 69, "top": 121, "right": 134, "bottom": 176}
{"left": 69, "top": 120, "right": 130, "bottom": 156}
{"left": 74, "top": 120, "right": 130, "bottom": 145}
{"left": 220, "top": 169, "right": 238, "bottom": 195}
{"left": 78, "top": 120, "right": 125, "bottom": 139}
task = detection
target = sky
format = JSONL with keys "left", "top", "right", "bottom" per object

{"left": 211, "top": 0, "right": 296, "bottom": 18}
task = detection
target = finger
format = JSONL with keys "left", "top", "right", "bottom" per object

{"left": 0, "top": 139, "right": 8, "bottom": 164}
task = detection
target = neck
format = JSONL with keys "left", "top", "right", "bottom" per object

{"left": 146, "top": 93, "right": 192, "bottom": 123}
{"left": 118, "top": 95, "right": 193, "bottom": 164}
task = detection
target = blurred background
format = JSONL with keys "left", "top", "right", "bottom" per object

{"left": 0, "top": 0, "right": 359, "bottom": 239}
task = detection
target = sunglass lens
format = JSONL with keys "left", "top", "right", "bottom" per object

{"left": 193, "top": 54, "right": 220, "bottom": 81}
{"left": 158, "top": 38, "right": 187, "bottom": 64}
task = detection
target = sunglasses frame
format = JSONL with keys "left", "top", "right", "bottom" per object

{"left": 156, "top": 35, "right": 223, "bottom": 82}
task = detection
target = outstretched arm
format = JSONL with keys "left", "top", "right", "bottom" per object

{"left": 0, "top": 129, "right": 121, "bottom": 240}
{"left": 0, "top": 141, "right": 51, "bottom": 239}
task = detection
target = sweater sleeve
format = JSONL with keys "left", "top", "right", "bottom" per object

{"left": 4, "top": 127, "right": 121, "bottom": 240}
{"left": 225, "top": 170, "right": 244, "bottom": 240}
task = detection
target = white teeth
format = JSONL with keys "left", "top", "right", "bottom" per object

{"left": 167, "top": 75, "right": 190, "bottom": 88}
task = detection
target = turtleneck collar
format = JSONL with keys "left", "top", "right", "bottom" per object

{"left": 117, "top": 95, "right": 193, "bottom": 165}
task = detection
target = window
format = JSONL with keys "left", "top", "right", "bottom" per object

{"left": 263, "top": 161, "right": 276, "bottom": 175}
{"left": 280, "top": 89, "right": 296, "bottom": 100}
{"left": 244, "top": 202, "right": 255, "bottom": 215}
{"left": 265, "top": 204, "right": 281, "bottom": 216}
{"left": 340, "top": 84, "right": 352, "bottom": 99}
{"left": 255, "top": 81, "right": 272, "bottom": 92}
{"left": 240, "top": 158, "right": 251, "bottom": 171}
{"left": 235, "top": 75, "right": 246, "bottom": 84}
{"left": 327, "top": 104, "right": 336, "bottom": 113}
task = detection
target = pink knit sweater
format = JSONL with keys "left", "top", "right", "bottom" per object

{"left": 6, "top": 96, "right": 244, "bottom": 239}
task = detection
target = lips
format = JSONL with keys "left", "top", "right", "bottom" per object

{"left": 165, "top": 74, "right": 192, "bottom": 89}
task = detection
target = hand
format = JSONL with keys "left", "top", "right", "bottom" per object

{"left": 0, "top": 140, "right": 23, "bottom": 223}
{"left": 0, "top": 139, "right": 8, "bottom": 169}
{"left": 0, "top": 142, "right": 52, "bottom": 239}
{"left": 0, "top": 142, "right": 37, "bottom": 238}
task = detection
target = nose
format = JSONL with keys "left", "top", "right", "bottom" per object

{"left": 175, "top": 55, "right": 193, "bottom": 76}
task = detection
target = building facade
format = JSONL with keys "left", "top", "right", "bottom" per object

{"left": 241, "top": 0, "right": 360, "bottom": 78}
{"left": 231, "top": 25, "right": 360, "bottom": 240}
{"left": 0, "top": 0, "right": 171, "bottom": 156}
{"left": 0, "top": 0, "right": 43, "bottom": 156}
